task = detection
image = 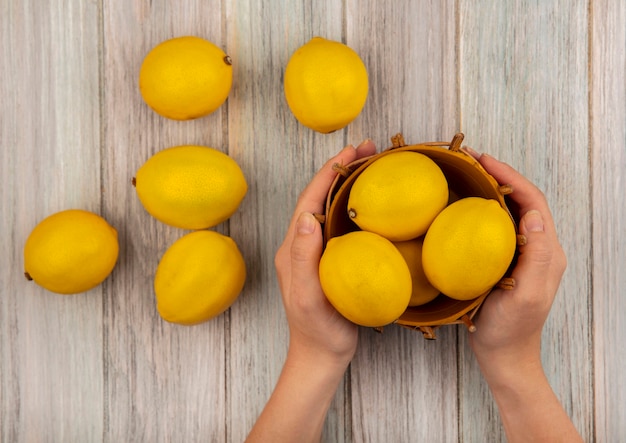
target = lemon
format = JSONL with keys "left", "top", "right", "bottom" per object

{"left": 139, "top": 36, "right": 232, "bottom": 120}
{"left": 319, "top": 231, "right": 412, "bottom": 327}
{"left": 347, "top": 151, "right": 449, "bottom": 241}
{"left": 134, "top": 145, "right": 247, "bottom": 230}
{"left": 393, "top": 238, "right": 440, "bottom": 307}
{"left": 23, "top": 209, "right": 119, "bottom": 294}
{"left": 284, "top": 37, "right": 368, "bottom": 133}
{"left": 155, "top": 230, "right": 246, "bottom": 325}
{"left": 422, "top": 197, "right": 516, "bottom": 301}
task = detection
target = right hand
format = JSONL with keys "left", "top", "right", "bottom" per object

{"left": 464, "top": 151, "right": 567, "bottom": 367}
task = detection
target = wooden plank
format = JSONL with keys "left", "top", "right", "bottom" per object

{"left": 224, "top": 2, "right": 347, "bottom": 441}
{"left": 458, "top": 1, "right": 593, "bottom": 440}
{"left": 591, "top": 0, "right": 626, "bottom": 440}
{"left": 345, "top": 1, "right": 460, "bottom": 441}
{"left": 1, "top": 1, "right": 611, "bottom": 441}
{"left": 0, "top": 0, "right": 104, "bottom": 441}
{"left": 346, "top": 0, "right": 459, "bottom": 144}
{"left": 100, "top": 2, "right": 230, "bottom": 441}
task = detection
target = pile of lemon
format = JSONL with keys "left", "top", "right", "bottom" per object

{"left": 319, "top": 152, "right": 517, "bottom": 328}
{"left": 26, "top": 34, "right": 514, "bottom": 332}
{"left": 23, "top": 35, "right": 368, "bottom": 327}
{"left": 132, "top": 143, "right": 247, "bottom": 326}
{"left": 24, "top": 36, "right": 247, "bottom": 326}
{"left": 135, "top": 36, "right": 247, "bottom": 325}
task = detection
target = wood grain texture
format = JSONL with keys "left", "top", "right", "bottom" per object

{"left": 347, "top": 0, "right": 459, "bottom": 144}
{"left": 100, "top": 1, "right": 230, "bottom": 441}
{"left": 591, "top": 0, "right": 626, "bottom": 440}
{"left": 0, "top": 0, "right": 615, "bottom": 441}
{"left": 224, "top": 2, "right": 346, "bottom": 440}
{"left": 0, "top": 1, "right": 104, "bottom": 442}
{"left": 345, "top": 1, "right": 460, "bottom": 442}
{"left": 458, "top": 1, "right": 593, "bottom": 440}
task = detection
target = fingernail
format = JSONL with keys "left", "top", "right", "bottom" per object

{"left": 356, "top": 138, "right": 372, "bottom": 149}
{"left": 334, "top": 144, "right": 355, "bottom": 157}
{"left": 297, "top": 212, "right": 316, "bottom": 235}
{"left": 461, "top": 146, "right": 482, "bottom": 160}
{"left": 523, "top": 210, "right": 544, "bottom": 232}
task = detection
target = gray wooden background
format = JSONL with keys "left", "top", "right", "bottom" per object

{"left": 1, "top": 1, "right": 624, "bottom": 441}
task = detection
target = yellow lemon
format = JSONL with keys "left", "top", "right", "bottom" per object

{"left": 139, "top": 36, "right": 232, "bottom": 120}
{"left": 23, "top": 209, "right": 119, "bottom": 294}
{"left": 393, "top": 237, "right": 440, "bottom": 307}
{"left": 319, "top": 231, "right": 412, "bottom": 327}
{"left": 347, "top": 151, "right": 449, "bottom": 241}
{"left": 134, "top": 145, "right": 247, "bottom": 230}
{"left": 155, "top": 230, "right": 246, "bottom": 325}
{"left": 422, "top": 197, "right": 516, "bottom": 300}
{"left": 284, "top": 37, "right": 368, "bottom": 133}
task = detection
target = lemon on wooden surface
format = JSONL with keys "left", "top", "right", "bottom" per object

{"left": 155, "top": 230, "right": 246, "bottom": 325}
{"left": 422, "top": 197, "right": 516, "bottom": 301}
{"left": 139, "top": 36, "right": 232, "bottom": 120}
{"left": 319, "top": 231, "right": 412, "bottom": 327}
{"left": 134, "top": 145, "right": 247, "bottom": 230}
{"left": 393, "top": 237, "right": 440, "bottom": 307}
{"left": 347, "top": 151, "right": 449, "bottom": 241}
{"left": 284, "top": 37, "right": 368, "bottom": 133}
{"left": 23, "top": 209, "right": 119, "bottom": 294}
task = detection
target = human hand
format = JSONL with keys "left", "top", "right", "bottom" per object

{"left": 275, "top": 140, "right": 377, "bottom": 367}
{"left": 459, "top": 150, "right": 582, "bottom": 442}
{"left": 246, "top": 141, "right": 377, "bottom": 443}
{"left": 463, "top": 149, "right": 567, "bottom": 372}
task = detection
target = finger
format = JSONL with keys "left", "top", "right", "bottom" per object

{"left": 472, "top": 154, "right": 560, "bottom": 241}
{"left": 277, "top": 140, "right": 377, "bottom": 290}
{"left": 290, "top": 145, "right": 358, "bottom": 225}
{"left": 289, "top": 212, "right": 325, "bottom": 305}
{"left": 291, "top": 139, "right": 376, "bottom": 224}
{"left": 282, "top": 144, "right": 362, "bottom": 252}
{"left": 461, "top": 148, "right": 547, "bottom": 211}
{"left": 355, "top": 139, "right": 377, "bottom": 158}
{"left": 278, "top": 145, "right": 359, "bottom": 274}
{"left": 477, "top": 155, "right": 549, "bottom": 212}
{"left": 509, "top": 209, "right": 564, "bottom": 304}
{"left": 517, "top": 209, "right": 553, "bottom": 268}
{"left": 291, "top": 212, "right": 323, "bottom": 264}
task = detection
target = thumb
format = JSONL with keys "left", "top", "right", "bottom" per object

{"left": 518, "top": 210, "right": 552, "bottom": 267}
{"left": 290, "top": 212, "right": 324, "bottom": 287}
{"left": 511, "top": 209, "right": 560, "bottom": 302}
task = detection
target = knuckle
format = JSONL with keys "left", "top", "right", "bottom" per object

{"left": 292, "top": 291, "right": 316, "bottom": 313}
{"left": 290, "top": 238, "right": 309, "bottom": 263}
{"left": 275, "top": 245, "right": 288, "bottom": 272}
{"left": 555, "top": 246, "right": 568, "bottom": 275}
{"left": 528, "top": 242, "right": 554, "bottom": 266}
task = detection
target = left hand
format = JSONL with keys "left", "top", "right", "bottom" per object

{"left": 274, "top": 140, "right": 376, "bottom": 365}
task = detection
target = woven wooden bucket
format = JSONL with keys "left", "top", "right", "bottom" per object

{"left": 322, "top": 133, "right": 518, "bottom": 339}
